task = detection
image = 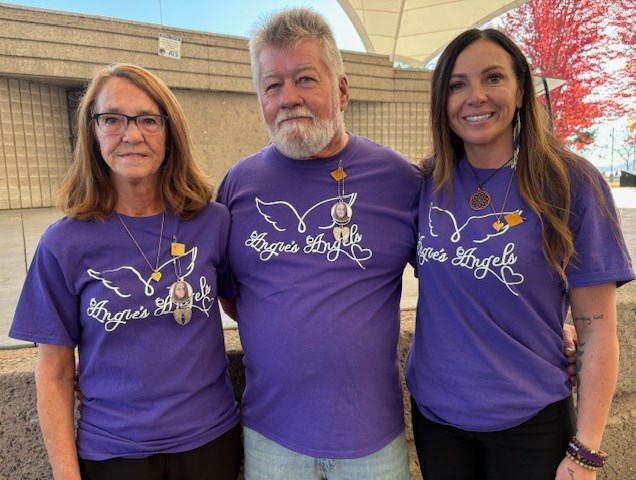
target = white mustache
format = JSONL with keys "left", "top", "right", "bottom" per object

{"left": 275, "top": 108, "right": 315, "bottom": 126}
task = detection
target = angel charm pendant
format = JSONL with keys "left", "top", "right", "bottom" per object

{"left": 331, "top": 201, "right": 352, "bottom": 242}
{"left": 333, "top": 226, "right": 350, "bottom": 243}
{"left": 174, "top": 306, "right": 192, "bottom": 326}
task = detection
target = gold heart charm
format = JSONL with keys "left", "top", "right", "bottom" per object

{"left": 151, "top": 271, "right": 162, "bottom": 282}
{"left": 340, "top": 226, "right": 350, "bottom": 241}
{"left": 492, "top": 220, "right": 504, "bottom": 232}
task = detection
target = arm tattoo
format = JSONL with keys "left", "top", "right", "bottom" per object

{"left": 567, "top": 467, "right": 575, "bottom": 479}
{"left": 573, "top": 339, "right": 586, "bottom": 400}
{"left": 573, "top": 313, "right": 604, "bottom": 400}
{"left": 571, "top": 311, "right": 604, "bottom": 400}
{"left": 572, "top": 313, "right": 604, "bottom": 326}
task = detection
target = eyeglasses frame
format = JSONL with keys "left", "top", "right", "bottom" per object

{"left": 90, "top": 112, "right": 169, "bottom": 135}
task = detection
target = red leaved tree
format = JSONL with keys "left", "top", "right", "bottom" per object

{"left": 489, "top": 0, "right": 636, "bottom": 151}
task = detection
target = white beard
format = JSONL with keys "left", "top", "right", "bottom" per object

{"left": 265, "top": 95, "right": 344, "bottom": 159}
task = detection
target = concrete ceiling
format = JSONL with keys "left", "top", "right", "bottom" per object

{"left": 337, "top": 0, "right": 530, "bottom": 67}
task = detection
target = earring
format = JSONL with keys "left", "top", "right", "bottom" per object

{"left": 512, "top": 110, "right": 521, "bottom": 170}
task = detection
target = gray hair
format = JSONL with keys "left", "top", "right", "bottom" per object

{"left": 248, "top": 8, "right": 346, "bottom": 93}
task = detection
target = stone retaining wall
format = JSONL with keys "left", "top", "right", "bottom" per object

{"left": 2, "top": 285, "right": 635, "bottom": 479}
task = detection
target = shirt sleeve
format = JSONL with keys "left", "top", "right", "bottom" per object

{"left": 214, "top": 199, "right": 239, "bottom": 300}
{"left": 9, "top": 239, "right": 80, "bottom": 346}
{"left": 566, "top": 177, "right": 635, "bottom": 288}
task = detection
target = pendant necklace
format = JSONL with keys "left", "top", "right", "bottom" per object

{"left": 488, "top": 169, "right": 524, "bottom": 232}
{"left": 169, "top": 236, "right": 192, "bottom": 326}
{"left": 467, "top": 157, "right": 512, "bottom": 210}
{"left": 330, "top": 158, "right": 352, "bottom": 243}
{"left": 117, "top": 211, "right": 165, "bottom": 282}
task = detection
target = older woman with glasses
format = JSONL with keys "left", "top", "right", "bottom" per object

{"left": 9, "top": 63, "right": 242, "bottom": 480}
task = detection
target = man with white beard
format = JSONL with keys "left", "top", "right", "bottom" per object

{"left": 217, "top": 8, "right": 421, "bottom": 480}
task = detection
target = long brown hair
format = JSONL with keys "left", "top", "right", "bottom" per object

{"left": 56, "top": 63, "right": 214, "bottom": 220}
{"left": 427, "top": 28, "right": 621, "bottom": 284}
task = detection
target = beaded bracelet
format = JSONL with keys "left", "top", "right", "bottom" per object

{"left": 566, "top": 450, "right": 601, "bottom": 471}
{"left": 566, "top": 436, "right": 608, "bottom": 470}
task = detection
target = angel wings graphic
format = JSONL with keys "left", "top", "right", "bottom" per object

{"left": 428, "top": 204, "right": 524, "bottom": 244}
{"left": 87, "top": 247, "right": 197, "bottom": 298}
{"left": 255, "top": 193, "right": 357, "bottom": 233}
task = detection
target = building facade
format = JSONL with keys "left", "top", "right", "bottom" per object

{"left": 0, "top": 4, "right": 432, "bottom": 210}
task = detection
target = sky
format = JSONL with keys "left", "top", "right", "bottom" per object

{"left": 1, "top": 0, "right": 367, "bottom": 51}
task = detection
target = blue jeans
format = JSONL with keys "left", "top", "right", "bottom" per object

{"left": 243, "top": 427, "right": 410, "bottom": 480}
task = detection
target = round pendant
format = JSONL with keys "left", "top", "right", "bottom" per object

{"left": 331, "top": 201, "right": 352, "bottom": 225}
{"left": 169, "top": 279, "right": 193, "bottom": 305}
{"left": 469, "top": 188, "right": 491, "bottom": 211}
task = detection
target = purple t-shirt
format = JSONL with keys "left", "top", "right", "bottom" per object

{"left": 407, "top": 159, "right": 634, "bottom": 432}
{"left": 9, "top": 203, "right": 239, "bottom": 460}
{"left": 217, "top": 134, "right": 422, "bottom": 458}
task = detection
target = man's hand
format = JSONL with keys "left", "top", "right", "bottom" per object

{"left": 74, "top": 365, "right": 83, "bottom": 412}
{"left": 564, "top": 323, "right": 578, "bottom": 387}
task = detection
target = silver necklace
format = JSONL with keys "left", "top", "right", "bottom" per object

{"left": 489, "top": 169, "right": 515, "bottom": 232}
{"left": 169, "top": 237, "right": 192, "bottom": 326}
{"left": 116, "top": 211, "right": 165, "bottom": 282}
{"left": 330, "top": 158, "right": 352, "bottom": 242}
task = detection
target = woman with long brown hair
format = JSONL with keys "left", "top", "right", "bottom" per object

{"left": 407, "top": 29, "right": 634, "bottom": 479}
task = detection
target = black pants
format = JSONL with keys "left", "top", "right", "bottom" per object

{"left": 79, "top": 424, "right": 243, "bottom": 480}
{"left": 411, "top": 397, "right": 575, "bottom": 480}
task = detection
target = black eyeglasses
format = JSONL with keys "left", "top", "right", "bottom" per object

{"left": 91, "top": 113, "right": 168, "bottom": 136}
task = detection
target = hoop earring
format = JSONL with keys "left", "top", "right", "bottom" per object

{"left": 512, "top": 110, "right": 521, "bottom": 170}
